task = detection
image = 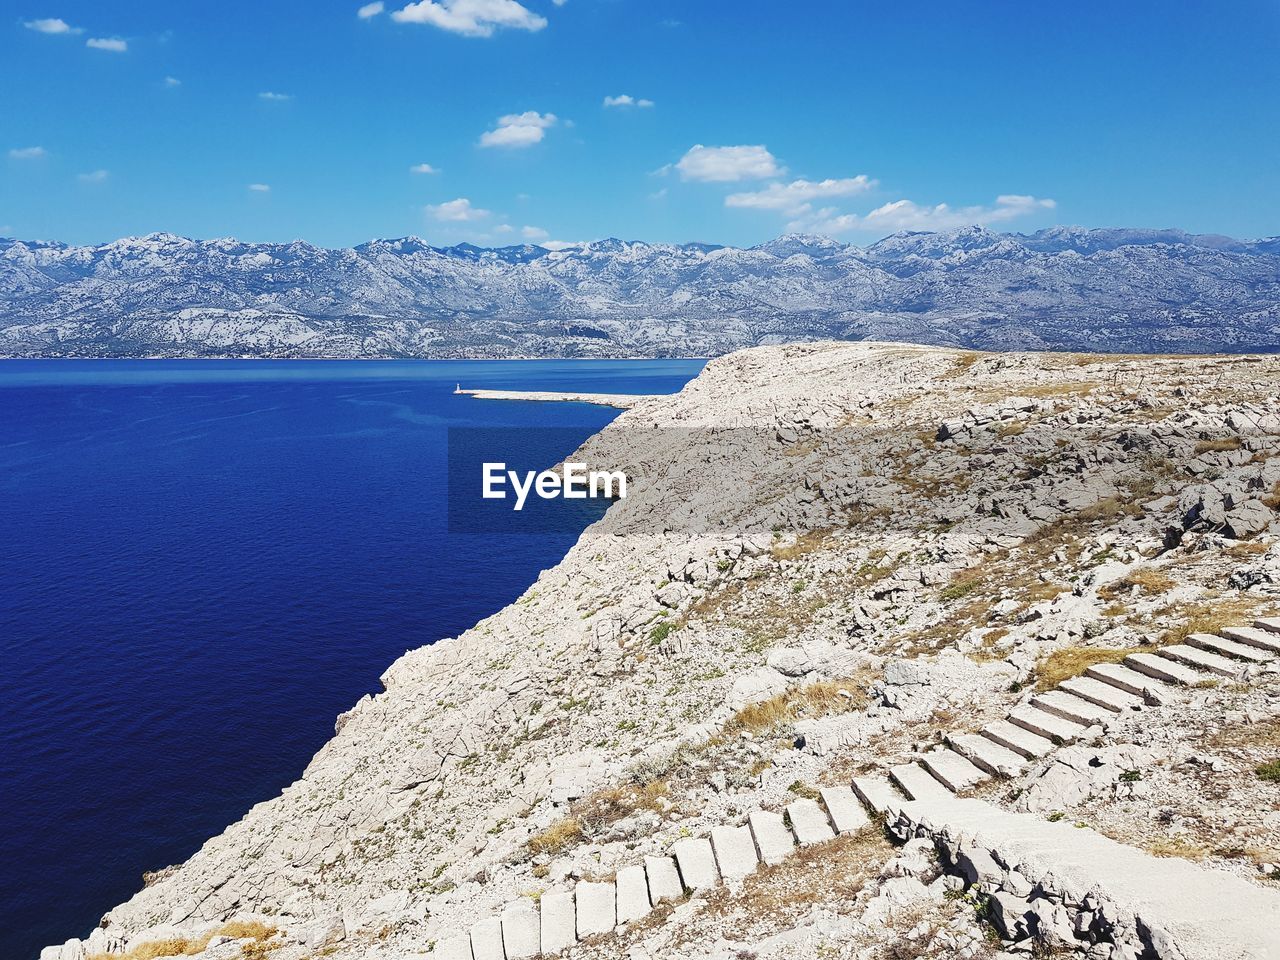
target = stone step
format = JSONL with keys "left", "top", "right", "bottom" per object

{"left": 1084, "top": 662, "right": 1168, "bottom": 700}
{"left": 1223, "top": 624, "right": 1280, "bottom": 654}
{"left": 1187, "top": 631, "right": 1274, "bottom": 663}
{"left": 540, "top": 890, "right": 576, "bottom": 954}
{"left": 786, "top": 797, "right": 837, "bottom": 846}
{"left": 1155, "top": 644, "right": 1245, "bottom": 679}
{"left": 501, "top": 900, "right": 540, "bottom": 959}
{"left": 1123, "top": 652, "right": 1202, "bottom": 686}
{"left": 747, "top": 808, "right": 796, "bottom": 865}
{"left": 980, "top": 719, "right": 1056, "bottom": 760}
{"left": 1030, "top": 689, "right": 1115, "bottom": 727}
{"left": 671, "top": 837, "right": 719, "bottom": 890}
{"left": 470, "top": 917, "right": 504, "bottom": 960}
{"left": 820, "top": 784, "right": 870, "bottom": 835}
{"left": 643, "top": 855, "right": 682, "bottom": 906}
{"left": 1007, "top": 704, "right": 1089, "bottom": 744}
{"left": 890, "top": 762, "right": 953, "bottom": 801}
{"left": 615, "top": 864, "right": 651, "bottom": 923}
{"left": 1256, "top": 617, "right": 1280, "bottom": 635}
{"left": 887, "top": 796, "right": 1280, "bottom": 960}
{"left": 709, "top": 824, "right": 759, "bottom": 880}
{"left": 575, "top": 880, "right": 616, "bottom": 937}
{"left": 1059, "top": 675, "right": 1143, "bottom": 712}
{"left": 852, "top": 774, "right": 900, "bottom": 814}
{"left": 946, "top": 732, "right": 1028, "bottom": 777}
{"left": 920, "top": 748, "right": 988, "bottom": 792}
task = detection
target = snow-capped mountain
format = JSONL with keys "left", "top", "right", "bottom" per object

{"left": 1, "top": 226, "right": 1277, "bottom": 358}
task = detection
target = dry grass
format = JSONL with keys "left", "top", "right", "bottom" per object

{"left": 770, "top": 527, "right": 834, "bottom": 562}
{"left": 728, "top": 675, "right": 871, "bottom": 736}
{"left": 1194, "top": 438, "right": 1243, "bottom": 454}
{"left": 1034, "top": 645, "right": 1146, "bottom": 690}
{"left": 526, "top": 817, "right": 584, "bottom": 857}
{"left": 1200, "top": 716, "right": 1280, "bottom": 754}
{"left": 995, "top": 420, "right": 1027, "bottom": 438}
{"left": 1098, "top": 566, "right": 1176, "bottom": 599}
{"left": 1227, "top": 540, "right": 1272, "bottom": 557}
{"left": 699, "top": 827, "right": 891, "bottom": 925}
{"left": 86, "top": 923, "right": 277, "bottom": 960}
{"left": 1144, "top": 836, "right": 1211, "bottom": 860}
{"left": 1158, "top": 596, "right": 1277, "bottom": 645}
{"left": 1076, "top": 495, "right": 1144, "bottom": 523}
{"left": 1019, "top": 381, "right": 1100, "bottom": 398}
{"left": 942, "top": 352, "right": 983, "bottom": 379}
{"left": 1264, "top": 481, "right": 1280, "bottom": 511}
{"left": 573, "top": 780, "right": 669, "bottom": 832}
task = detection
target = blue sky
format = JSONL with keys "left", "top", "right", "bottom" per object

{"left": 2, "top": 0, "right": 1278, "bottom": 248}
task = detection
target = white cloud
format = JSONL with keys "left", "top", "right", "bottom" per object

{"left": 390, "top": 0, "right": 546, "bottom": 37}
{"left": 259, "top": 91, "right": 293, "bottom": 102}
{"left": 725, "top": 176, "right": 875, "bottom": 215}
{"left": 603, "top": 94, "right": 654, "bottom": 108}
{"left": 163, "top": 76, "right": 181, "bottom": 87}
{"left": 77, "top": 169, "right": 109, "bottom": 183}
{"left": 797, "top": 194, "right": 1057, "bottom": 235}
{"left": 428, "top": 197, "right": 489, "bottom": 221}
{"left": 8, "top": 146, "right": 47, "bottom": 160}
{"left": 541, "top": 239, "right": 581, "bottom": 250}
{"left": 479, "top": 110, "right": 557, "bottom": 148}
{"left": 24, "top": 17, "right": 81, "bottom": 34}
{"left": 86, "top": 37, "right": 127, "bottom": 52}
{"left": 675, "top": 144, "right": 780, "bottom": 182}
{"left": 409, "top": 162, "right": 440, "bottom": 174}
{"left": 358, "top": 1, "right": 386, "bottom": 17}
{"left": 248, "top": 183, "right": 271, "bottom": 192}
{"left": 521, "top": 225, "right": 549, "bottom": 241}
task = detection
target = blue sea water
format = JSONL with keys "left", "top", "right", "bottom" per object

{"left": 0, "top": 359, "right": 704, "bottom": 959}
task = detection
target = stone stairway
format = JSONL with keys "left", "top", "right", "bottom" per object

{"left": 436, "top": 618, "right": 1280, "bottom": 959}
{"left": 435, "top": 786, "right": 872, "bottom": 959}
{"left": 868, "top": 618, "right": 1280, "bottom": 803}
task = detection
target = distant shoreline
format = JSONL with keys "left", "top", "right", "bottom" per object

{"left": 0, "top": 355, "right": 712, "bottom": 362}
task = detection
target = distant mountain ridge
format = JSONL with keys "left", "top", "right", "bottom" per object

{"left": 2, "top": 226, "right": 1278, "bottom": 357}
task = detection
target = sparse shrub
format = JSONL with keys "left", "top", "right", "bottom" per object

{"left": 1119, "top": 769, "right": 1142, "bottom": 783}
{"left": 649, "top": 621, "right": 673, "bottom": 644}
{"left": 1047, "top": 811, "right": 1065, "bottom": 822}
{"left": 1257, "top": 760, "right": 1280, "bottom": 783}
{"left": 787, "top": 780, "right": 820, "bottom": 800}
{"left": 939, "top": 578, "right": 981, "bottom": 602}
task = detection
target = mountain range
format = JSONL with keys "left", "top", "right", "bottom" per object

{"left": 2, "top": 226, "right": 1278, "bottom": 358}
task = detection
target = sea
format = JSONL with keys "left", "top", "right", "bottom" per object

{"left": 0, "top": 358, "right": 705, "bottom": 959}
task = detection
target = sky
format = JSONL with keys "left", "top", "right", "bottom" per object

{"left": 2, "top": 0, "right": 1279, "bottom": 249}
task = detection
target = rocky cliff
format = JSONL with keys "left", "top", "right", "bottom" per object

{"left": 40, "top": 342, "right": 1280, "bottom": 960}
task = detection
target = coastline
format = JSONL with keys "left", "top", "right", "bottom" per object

{"left": 35, "top": 341, "right": 1280, "bottom": 960}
